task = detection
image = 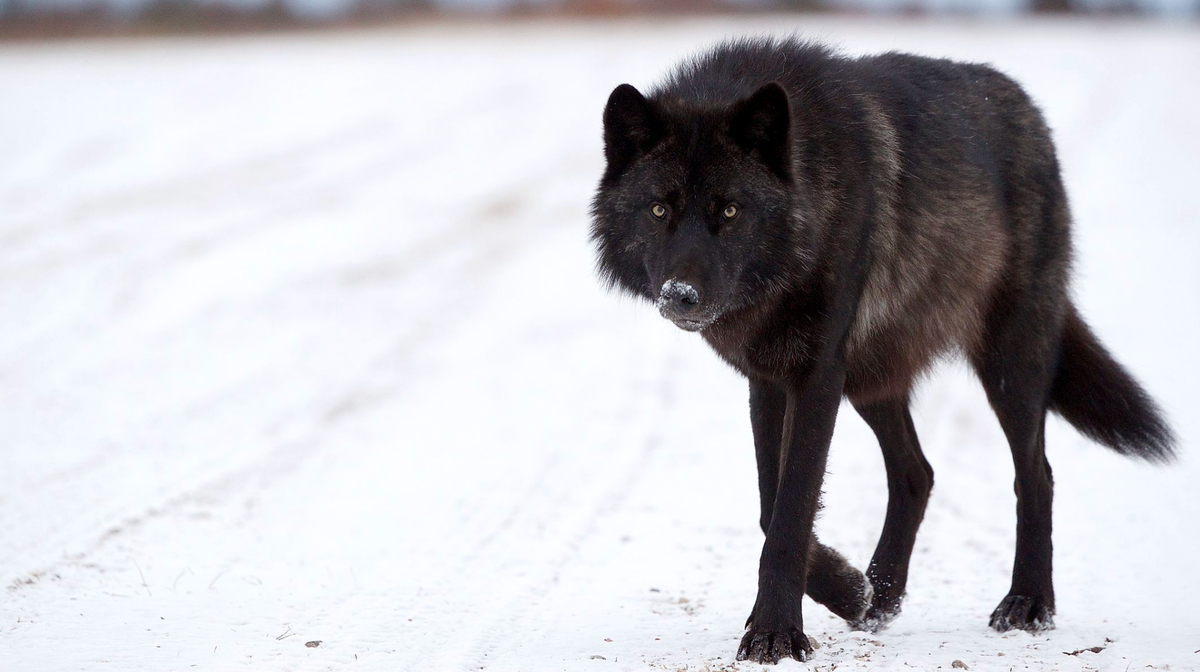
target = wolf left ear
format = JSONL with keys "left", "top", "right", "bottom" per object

{"left": 602, "top": 84, "right": 663, "bottom": 179}
{"left": 728, "top": 82, "right": 792, "bottom": 179}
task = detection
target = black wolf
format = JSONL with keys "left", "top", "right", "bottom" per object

{"left": 589, "top": 38, "right": 1174, "bottom": 664}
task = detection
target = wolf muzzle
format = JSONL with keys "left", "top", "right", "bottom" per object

{"left": 658, "top": 279, "right": 709, "bottom": 331}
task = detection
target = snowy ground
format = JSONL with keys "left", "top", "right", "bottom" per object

{"left": 1, "top": 17, "right": 1198, "bottom": 672}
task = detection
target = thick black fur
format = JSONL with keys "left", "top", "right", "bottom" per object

{"left": 590, "top": 37, "right": 1176, "bottom": 664}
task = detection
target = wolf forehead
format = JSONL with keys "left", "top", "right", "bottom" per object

{"left": 613, "top": 111, "right": 771, "bottom": 190}
{"left": 601, "top": 80, "right": 796, "bottom": 195}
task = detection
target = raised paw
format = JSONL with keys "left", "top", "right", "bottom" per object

{"left": 849, "top": 580, "right": 901, "bottom": 633}
{"left": 989, "top": 594, "right": 1055, "bottom": 633}
{"left": 736, "top": 626, "right": 814, "bottom": 665}
{"left": 852, "top": 601, "right": 900, "bottom": 634}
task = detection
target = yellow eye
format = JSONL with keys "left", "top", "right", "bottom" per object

{"left": 723, "top": 204, "right": 739, "bottom": 219}
{"left": 651, "top": 203, "right": 668, "bottom": 219}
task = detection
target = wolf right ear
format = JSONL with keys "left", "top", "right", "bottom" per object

{"left": 602, "top": 84, "right": 663, "bottom": 178}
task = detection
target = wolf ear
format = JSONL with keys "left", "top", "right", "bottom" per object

{"left": 728, "top": 82, "right": 792, "bottom": 179}
{"left": 602, "top": 84, "right": 663, "bottom": 179}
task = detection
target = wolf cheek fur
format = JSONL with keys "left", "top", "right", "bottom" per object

{"left": 589, "top": 38, "right": 1175, "bottom": 665}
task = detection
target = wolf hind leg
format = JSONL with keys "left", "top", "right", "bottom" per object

{"left": 850, "top": 395, "right": 933, "bottom": 631}
{"left": 972, "top": 302, "right": 1062, "bottom": 633}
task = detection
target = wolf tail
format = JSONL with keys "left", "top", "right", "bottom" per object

{"left": 1048, "top": 306, "right": 1176, "bottom": 462}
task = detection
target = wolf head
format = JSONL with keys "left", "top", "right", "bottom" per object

{"left": 590, "top": 82, "right": 811, "bottom": 332}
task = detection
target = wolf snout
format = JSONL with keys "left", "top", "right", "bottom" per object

{"left": 658, "top": 279, "right": 702, "bottom": 319}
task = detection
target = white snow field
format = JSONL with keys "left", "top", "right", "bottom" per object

{"left": 2, "top": 17, "right": 1199, "bottom": 672}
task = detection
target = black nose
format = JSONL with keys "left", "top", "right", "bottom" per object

{"left": 659, "top": 279, "right": 701, "bottom": 316}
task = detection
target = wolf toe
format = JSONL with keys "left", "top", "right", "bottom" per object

{"left": 736, "top": 627, "right": 813, "bottom": 665}
{"left": 989, "top": 594, "right": 1055, "bottom": 633}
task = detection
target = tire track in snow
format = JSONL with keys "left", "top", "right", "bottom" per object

{"left": 457, "top": 352, "right": 682, "bottom": 672}
{"left": 2, "top": 183, "right": 551, "bottom": 591}
{"left": 339, "top": 310, "right": 681, "bottom": 668}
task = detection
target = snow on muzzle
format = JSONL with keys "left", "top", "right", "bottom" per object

{"left": 657, "top": 279, "right": 714, "bottom": 332}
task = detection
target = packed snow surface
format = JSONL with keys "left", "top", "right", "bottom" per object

{"left": 1, "top": 17, "right": 1198, "bottom": 672}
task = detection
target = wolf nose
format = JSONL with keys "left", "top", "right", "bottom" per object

{"left": 659, "top": 279, "right": 701, "bottom": 315}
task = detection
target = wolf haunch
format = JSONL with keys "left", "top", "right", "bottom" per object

{"left": 589, "top": 37, "right": 1175, "bottom": 665}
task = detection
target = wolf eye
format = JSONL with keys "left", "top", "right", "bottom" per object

{"left": 651, "top": 203, "right": 668, "bottom": 219}
{"left": 722, "top": 204, "right": 739, "bottom": 219}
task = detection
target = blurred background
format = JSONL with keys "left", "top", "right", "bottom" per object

{"left": 1, "top": 0, "right": 1197, "bottom": 39}
{"left": 2, "top": 0, "right": 1197, "bottom": 670}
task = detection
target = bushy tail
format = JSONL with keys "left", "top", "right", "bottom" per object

{"left": 1049, "top": 306, "right": 1176, "bottom": 462}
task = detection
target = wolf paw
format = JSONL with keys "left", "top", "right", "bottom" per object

{"left": 989, "top": 594, "right": 1055, "bottom": 633}
{"left": 737, "top": 626, "right": 814, "bottom": 664}
{"left": 852, "top": 602, "right": 901, "bottom": 634}
{"left": 849, "top": 581, "right": 902, "bottom": 633}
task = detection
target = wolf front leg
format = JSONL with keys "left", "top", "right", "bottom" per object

{"left": 738, "top": 365, "right": 845, "bottom": 664}
{"left": 750, "top": 378, "right": 871, "bottom": 623}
